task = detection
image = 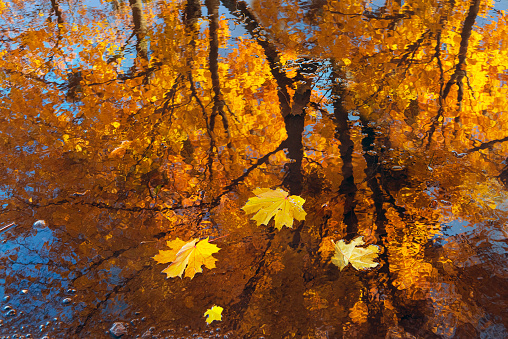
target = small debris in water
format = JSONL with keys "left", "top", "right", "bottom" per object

{"left": 141, "top": 328, "right": 153, "bottom": 338}
{"left": 110, "top": 322, "right": 128, "bottom": 337}
{"left": 33, "top": 220, "right": 47, "bottom": 229}
{"left": 5, "top": 309, "right": 16, "bottom": 317}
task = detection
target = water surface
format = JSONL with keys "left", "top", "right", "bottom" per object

{"left": 0, "top": 0, "right": 507, "bottom": 337}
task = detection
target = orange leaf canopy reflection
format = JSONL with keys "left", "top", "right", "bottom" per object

{"left": 0, "top": 0, "right": 506, "bottom": 337}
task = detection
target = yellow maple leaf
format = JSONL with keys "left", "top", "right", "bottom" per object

{"left": 241, "top": 188, "right": 306, "bottom": 230}
{"left": 331, "top": 236, "right": 380, "bottom": 271}
{"left": 153, "top": 237, "right": 220, "bottom": 279}
{"left": 204, "top": 305, "right": 223, "bottom": 324}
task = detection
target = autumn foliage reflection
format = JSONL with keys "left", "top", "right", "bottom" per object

{"left": 0, "top": 0, "right": 507, "bottom": 337}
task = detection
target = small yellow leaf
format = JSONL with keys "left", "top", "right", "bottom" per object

{"left": 153, "top": 237, "right": 220, "bottom": 279}
{"left": 241, "top": 188, "right": 306, "bottom": 230}
{"left": 204, "top": 305, "right": 223, "bottom": 324}
{"left": 331, "top": 236, "right": 379, "bottom": 271}
{"left": 111, "top": 122, "right": 120, "bottom": 129}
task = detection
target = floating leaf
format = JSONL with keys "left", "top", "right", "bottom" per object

{"left": 241, "top": 188, "right": 306, "bottom": 230}
{"left": 204, "top": 305, "right": 223, "bottom": 324}
{"left": 153, "top": 237, "right": 220, "bottom": 279}
{"left": 331, "top": 236, "right": 379, "bottom": 271}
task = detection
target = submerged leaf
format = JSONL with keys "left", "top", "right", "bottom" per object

{"left": 331, "top": 236, "right": 379, "bottom": 271}
{"left": 241, "top": 188, "right": 306, "bottom": 230}
{"left": 109, "top": 140, "right": 132, "bottom": 158}
{"left": 153, "top": 237, "right": 220, "bottom": 279}
{"left": 349, "top": 300, "right": 369, "bottom": 324}
{"left": 204, "top": 305, "right": 223, "bottom": 324}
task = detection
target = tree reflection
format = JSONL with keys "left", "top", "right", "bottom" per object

{"left": 0, "top": 0, "right": 506, "bottom": 337}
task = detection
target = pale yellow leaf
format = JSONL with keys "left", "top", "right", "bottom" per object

{"left": 331, "top": 236, "right": 379, "bottom": 271}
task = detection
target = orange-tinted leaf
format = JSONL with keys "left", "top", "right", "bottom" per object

{"left": 153, "top": 237, "right": 220, "bottom": 279}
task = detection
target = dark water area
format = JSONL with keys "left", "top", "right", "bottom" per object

{"left": 0, "top": 0, "right": 508, "bottom": 338}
